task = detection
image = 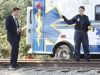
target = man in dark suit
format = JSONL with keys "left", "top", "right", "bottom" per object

{"left": 5, "top": 7, "right": 22, "bottom": 70}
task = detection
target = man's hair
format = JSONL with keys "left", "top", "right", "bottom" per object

{"left": 12, "top": 7, "right": 20, "bottom": 11}
{"left": 79, "top": 6, "right": 85, "bottom": 10}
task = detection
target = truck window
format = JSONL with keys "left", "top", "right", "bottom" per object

{"left": 30, "top": 9, "right": 32, "bottom": 24}
{"left": 95, "top": 5, "right": 100, "bottom": 20}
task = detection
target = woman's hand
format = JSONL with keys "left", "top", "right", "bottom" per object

{"left": 62, "top": 15, "right": 65, "bottom": 18}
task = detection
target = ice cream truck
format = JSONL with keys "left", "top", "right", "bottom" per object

{"left": 26, "top": 0, "right": 100, "bottom": 59}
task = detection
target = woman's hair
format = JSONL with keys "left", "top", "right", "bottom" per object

{"left": 79, "top": 6, "right": 85, "bottom": 10}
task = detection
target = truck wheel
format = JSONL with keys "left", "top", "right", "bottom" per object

{"left": 55, "top": 45, "right": 73, "bottom": 59}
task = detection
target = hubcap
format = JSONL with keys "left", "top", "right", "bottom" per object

{"left": 57, "top": 48, "right": 70, "bottom": 59}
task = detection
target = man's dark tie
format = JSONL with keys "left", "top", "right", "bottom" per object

{"left": 15, "top": 18, "right": 18, "bottom": 28}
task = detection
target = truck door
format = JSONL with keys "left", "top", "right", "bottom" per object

{"left": 32, "top": 0, "right": 45, "bottom": 52}
{"left": 90, "top": 0, "right": 100, "bottom": 53}
{"left": 26, "top": 7, "right": 32, "bottom": 45}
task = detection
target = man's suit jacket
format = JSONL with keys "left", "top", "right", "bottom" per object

{"left": 5, "top": 15, "right": 20, "bottom": 42}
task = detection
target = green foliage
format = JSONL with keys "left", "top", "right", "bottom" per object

{"left": 0, "top": 48, "right": 10, "bottom": 58}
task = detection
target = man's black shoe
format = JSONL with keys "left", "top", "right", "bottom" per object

{"left": 86, "top": 59, "right": 90, "bottom": 62}
{"left": 8, "top": 66, "right": 16, "bottom": 70}
{"left": 8, "top": 64, "right": 21, "bottom": 70}
{"left": 16, "top": 63, "right": 21, "bottom": 67}
{"left": 76, "top": 59, "right": 80, "bottom": 62}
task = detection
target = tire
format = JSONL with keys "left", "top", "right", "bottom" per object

{"left": 55, "top": 45, "right": 73, "bottom": 59}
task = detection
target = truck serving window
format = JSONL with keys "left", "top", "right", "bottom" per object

{"left": 95, "top": 5, "right": 100, "bottom": 20}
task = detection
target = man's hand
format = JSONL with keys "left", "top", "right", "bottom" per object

{"left": 17, "top": 28, "right": 22, "bottom": 33}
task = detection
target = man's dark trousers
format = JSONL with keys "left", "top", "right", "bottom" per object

{"left": 9, "top": 41, "right": 19, "bottom": 67}
{"left": 74, "top": 30, "right": 90, "bottom": 60}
